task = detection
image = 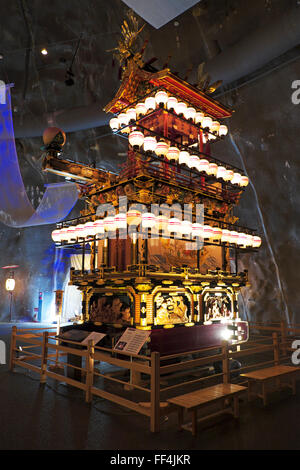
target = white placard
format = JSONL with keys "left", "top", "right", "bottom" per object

{"left": 81, "top": 332, "right": 106, "bottom": 346}
{"left": 113, "top": 328, "right": 151, "bottom": 355}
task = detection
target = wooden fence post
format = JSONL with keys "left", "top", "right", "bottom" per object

{"left": 273, "top": 332, "right": 279, "bottom": 365}
{"left": 9, "top": 325, "right": 17, "bottom": 371}
{"left": 40, "top": 331, "right": 49, "bottom": 384}
{"left": 222, "top": 340, "right": 230, "bottom": 384}
{"left": 85, "top": 339, "right": 94, "bottom": 403}
{"left": 150, "top": 352, "right": 160, "bottom": 433}
{"left": 280, "top": 320, "right": 287, "bottom": 356}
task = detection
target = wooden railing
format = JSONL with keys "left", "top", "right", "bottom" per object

{"left": 9, "top": 321, "right": 300, "bottom": 433}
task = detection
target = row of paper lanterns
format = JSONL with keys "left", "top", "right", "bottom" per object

{"left": 126, "top": 131, "right": 248, "bottom": 186}
{"left": 52, "top": 212, "right": 261, "bottom": 248}
{"left": 109, "top": 90, "right": 228, "bottom": 138}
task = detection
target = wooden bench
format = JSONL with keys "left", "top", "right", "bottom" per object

{"left": 242, "top": 365, "right": 300, "bottom": 406}
{"left": 167, "top": 383, "right": 246, "bottom": 437}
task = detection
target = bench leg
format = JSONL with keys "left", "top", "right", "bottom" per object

{"left": 192, "top": 409, "right": 197, "bottom": 437}
{"left": 247, "top": 379, "right": 253, "bottom": 401}
{"left": 233, "top": 396, "right": 239, "bottom": 418}
{"left": 262, "top": 382, "right": 267, "bottom": 406}
{"left": 276, "top": 377, "right": 281, "bottom": 390}
{"left": 178, "top": 408, "right": 184, "bottom": 431}
{"left": 291, "top": 376, "right": 296, "bottom": 395}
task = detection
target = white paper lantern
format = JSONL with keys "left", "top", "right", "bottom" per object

{"left": 82, "top": 221, "right": 95, "bottom": 239}
{"left": 239, "top": 175, "right": 249, "bottom": 187}
{"left": 115, "top": 213, "right": 127, "bottom": 229}
{"left": 118, "top": 113, "right": 129, "bottom": 127}
{"left": 211, "top": 121, "right": 220, "bottom": 134}
{"left": 126, "top": 210, "right": 142, "bottom": 226}
{"left": 185, "top": 107, "right": 196, "bottom": 121}
{"left": 93, "top": 219, "right": 104, "bottom": 235}
{"left": 51, "top": 229, "right": 62, "bottom": 243}
{"left": 219, "top": 124, "right": 228, "bottom": 136}
{"left": 228, "top": 231, "right": 239, "bottom": 245}
{"left": 187, "top": 154, "right": 200, "bottom": 169}
{"left": 155, "top": 90, "right": 168, "bottom": 107}
{"left": 192, "top": 223, "right": 203, "bottom": 237}
{"left": 155, "top": 215, "right": 169, "bottom": 230}
{"left": 155, "top": 140, "right": 169, "bottom": 157}
{"left": 203, "top": 225, "right": 214, "bottom": 239}
{"left": 167, "top": 217, "right": 181, "bottom": 233}
{"left": 212, "top": 226, "right": 222, "bottom": 241}
{"left": 207, "top": 162, "right": 218, "bottom": 176}
{"left": 129, "top": 130, "right": 144, "bottom": 148}
{"left": 175, "top": 102, "right": 187, "bottom": 116}
{"left": 202, "top": 116, "right": 213, "bottom": 130}
{"left": 245, "top": 234, "right": 254, "bottom": 247}
{"left": 143, "top": 136, "right": 157, "bottom": 153}
{"left": 179, "top": 151, "right": 189, "bottom": 165}
{"left": 195, "top": 112, "right": 204, "bottom": 124}
{"left": 74, "top": 224, "right": 85, "bottom": 239}
{"left": 221, "top": 229, "right": 230, "bottom": 243}
{"left": 59, "top": 227, "right": 69, "bottom": 241}
{"left": 231, "top": 172, "right": 242, "bottom": 185}
{"left": 237, "top": 232, "right": 246, "bottom": 246}
{"left": 166, "top": 146, "right": 180, "bottom": 161}
{"left": 135, "top": 102, "right": 147, "bottom": 117}
{"left": 145, "top": 96, "right": 156, "bottom": 112}
{"left": 179, "top": 220, "right": 192, "bottom": 235}
{"left": 198, "top": 159, "right": 209, "bottom": 173}
{"left": 217, "top": 166, "right": 227, "bottom": 179}
{"left": 109, "top": 118, "right": 119, "bottom": 132}
{"left": 103, "top": 216, "right": 116, "bottom": 232}
{"left": 126, "top": 108, "right": 136, "bottom": 122}
{"left": 223, "top": 169, "right": 234, "bottom": 182}
{"left": 142, "top": 212, "right": 157, "bottom": 228}
{"left": 252, "top": 236, "right": 262, "bottom": 248}
{"left": 167, "top": 96, "right": 178, "bottom": 111}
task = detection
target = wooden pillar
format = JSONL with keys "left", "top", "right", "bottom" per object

{"left": 273, "top": 332, "right": 279, "bottom": 365}
{"left": 82, "top": 290, "right": 88, "bottom": 321}
{"left": 197, "top": 248, "right": 200, "bottom": 271}
{"left": 235, "top": 247, "right": 238, "bottom": 274}
{"left": 222, "top": 340, "right": 230, "bottom": 384}
{"left": 131, "top": 233, "right": 137, "bottom": 265}
{"left": 82, "top": 241, "right": 85, "bottom": 273}
{"left": 139, "top": 238, "right": 148, "bottom": 264}
{"left": 222, "top": 245, "right": 228, "bottom": 271}
{"left": 103, "top": 238, "right": 109, "bottom": 266}
{"left": 85, "top": 339, "right": 94, "bottom": 403}
{"left": 280, "top": 320, "right": 287, "bottom": 356}
{"left": 40, "top": 331, "right": 49, "bottom": 384}
{"left": 9, "top": 325, "right": 17, "bottom": 371}
{"left": 150, "top": 352, "right": 160, "bottom": 433}
{"left": 90, "top": 238, "right": 96, "bottom": 272}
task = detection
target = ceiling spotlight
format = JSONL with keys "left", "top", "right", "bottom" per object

{"left": 41, "top": 48, "right": 48, "bottom": 55}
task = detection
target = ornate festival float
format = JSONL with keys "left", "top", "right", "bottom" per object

{"left": 43, "top": 15, "right": 261, "bottom": 356}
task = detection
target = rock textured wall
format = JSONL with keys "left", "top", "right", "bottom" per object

{"left": 212, "top": 57, "right": 300, "bottom": 324}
